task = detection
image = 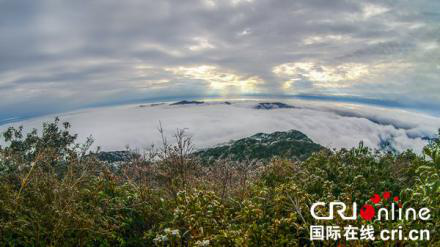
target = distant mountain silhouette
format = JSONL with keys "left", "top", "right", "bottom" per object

{"left": 170, "top": 100, "right": 204, "bottom": 105}
{"left": 254, "top": 102, "right": 296, "bottom": 109}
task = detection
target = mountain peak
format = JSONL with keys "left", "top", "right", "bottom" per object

{"left": 196, "top": 129, "right": 323, "bottom": 163}
{"left": 254, "top": 102, "right": 296, "bottom": 110}
{"left": 170, "top": 100, "right": 204, "bottom": 106}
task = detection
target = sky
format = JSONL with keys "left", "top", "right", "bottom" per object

{"left": 1, "top": 0, "right": 439, "bottom": 123}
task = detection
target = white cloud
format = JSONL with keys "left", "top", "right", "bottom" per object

{"left": 1, "top": 100, "right": 438, "bottom": 154}
{"left": 202, "top": 0, "right": 217, "bottom": 8}
{"left": 362, "top": 4, "right": 389, "bottom": 19}
{"left": 188, "top": 37, "right": 215, "bottom": 51}
{"left": 230, "top": 0, "right": 254, "bottom": 6}
{"left": 273, "top": 62, "right": 369, "bottom": 88}
{"left": 302, "top": 35, "right": 349, "bottom": 45}
{"left": 273, "top": 61, "right": 414, "bottom": 90}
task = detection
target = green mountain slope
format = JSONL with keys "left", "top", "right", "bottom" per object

{"left": 196, "top": 129, "right": 324, "bottom": 162}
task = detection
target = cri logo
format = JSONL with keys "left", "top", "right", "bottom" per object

{"left": 311, "top": 192, "right": 404, "bottom": 221}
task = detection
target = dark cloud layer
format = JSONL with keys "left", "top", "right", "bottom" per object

{"left": 1, "top": 0, "right": 439, "bottom": 122}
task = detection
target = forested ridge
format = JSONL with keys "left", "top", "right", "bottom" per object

{"left": 0, "top": 119, "right": 438, "bottom": 246}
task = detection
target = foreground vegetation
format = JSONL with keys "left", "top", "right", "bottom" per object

{"left": 0, "top": 119, "right": 438, "bottom": 246}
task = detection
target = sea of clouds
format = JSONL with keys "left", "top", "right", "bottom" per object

{"left": 1, "top": 100, "right": 439, "bottom": 154}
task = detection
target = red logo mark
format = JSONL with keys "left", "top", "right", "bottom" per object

{"left": 370, "top": 193, "right": 381, "bottom": 204}
{"left": 383, "top": 191, "right": 391, "bottom": 200}
{"left": 361, "top": 191, "right": 401, "bottom": 220}
{"left": 360, "top": 204, "right": 375, "bottom": 221}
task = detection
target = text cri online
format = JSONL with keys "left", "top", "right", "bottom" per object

{"left": 310, "top": 202, "right": 431, "bottom": 241}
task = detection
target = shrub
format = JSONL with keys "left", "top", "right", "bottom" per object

{"left": 0, "top": 120, "right": 438, "bottom": 246}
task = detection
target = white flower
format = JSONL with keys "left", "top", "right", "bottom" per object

{"left": 153, "top": 234, "right": 169, "bottom": 243}
{"left": 171, "top": 229, "right": 180, "bottom": 236}
{"left": 195, "top": 239, "right": 210, "bottom": 246}
{"left": 153, "top": 236, "right": 161, "bottom": 243}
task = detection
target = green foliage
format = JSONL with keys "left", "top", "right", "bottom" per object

{"left": 196, "top": 130, "right": 324, "bottom": 163}
{"left": 0, "top": 120, "right": 439, "bottom": 246}
{"left": 423, "top": 129, "right": 440, "bottom": 168}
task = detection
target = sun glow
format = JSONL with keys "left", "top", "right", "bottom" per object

{"left": 166, "top": 65, "right": 262, "bottom": 93}
{"left": 273, "top": 62, "right": 369, "bottom": 88}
